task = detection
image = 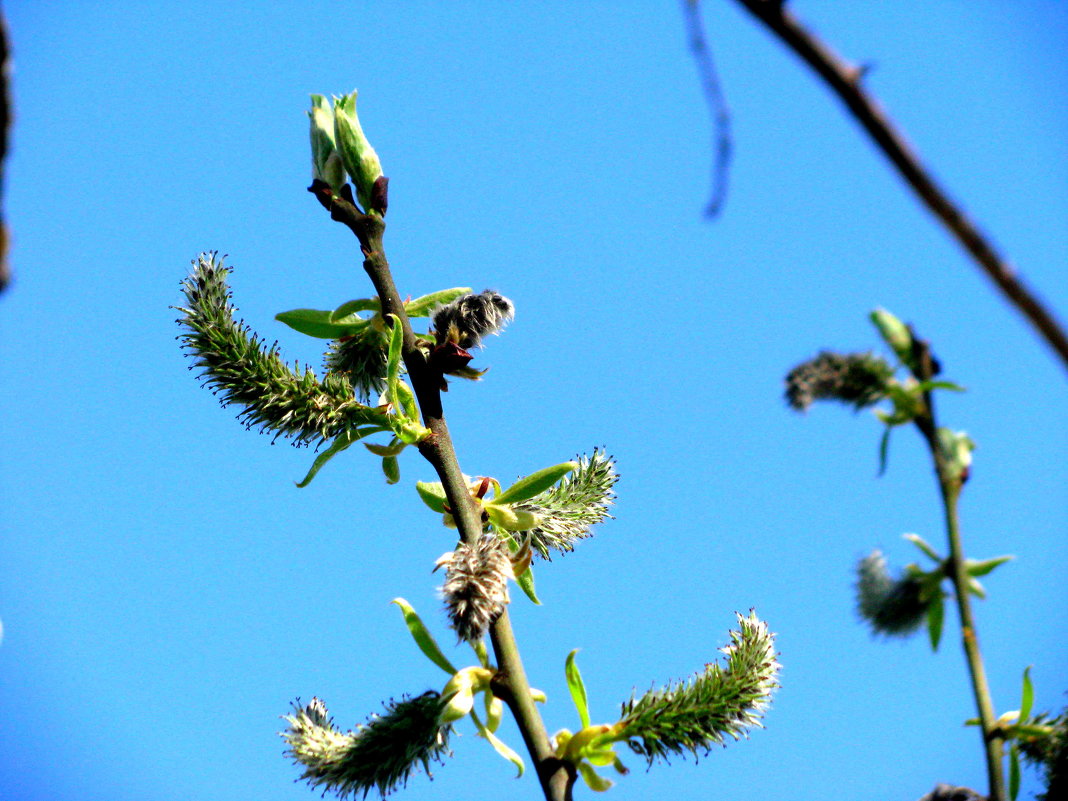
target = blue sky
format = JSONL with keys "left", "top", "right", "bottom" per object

{"left": 2, "top": 2, "right": 1066, "bottom": 800}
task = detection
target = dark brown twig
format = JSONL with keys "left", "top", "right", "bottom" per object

{"left": 731, "top": 0, "right": 1068, "bottom": 373}
{"left": 317, "top": 185, "right": 576, "bottom": 801}
{"left": 0, "top": 8, "right": 11, "bottom": 294}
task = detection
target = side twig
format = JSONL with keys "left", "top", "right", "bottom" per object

{"left": 682, "top": 0, "right": 733, "bottom": 218}
{"left": 325, "top": 189, "right": 576, "bottom": 801}
{"left": 730, "top": 0, "right": 1068, "bottom": 372}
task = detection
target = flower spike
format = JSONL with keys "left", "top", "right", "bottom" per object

{"left": 281, "top": 693, "right": 452, "bottom": 798}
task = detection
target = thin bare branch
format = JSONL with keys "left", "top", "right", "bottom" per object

{"left": 0, "top": 8, "right": 11, "bottom": 294}
{"left": 682, "top": 0, "right": 733, "bottom": 217}
{"left": 731, "top": 0, "right": 1068, "bottom": 373}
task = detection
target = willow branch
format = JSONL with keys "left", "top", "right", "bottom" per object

{"left": 731, "top": 0, "right": 1068, "bottom": 372}
{"left": 908, "top": 340, "right": 1006, "bottom": 801}
{"left": 322, "top": 186, "right": 576, "bottom": 801}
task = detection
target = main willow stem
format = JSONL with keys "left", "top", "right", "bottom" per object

{"left": 912, "top": 357, "right": 1005, "bottom": 801}
{"left": 938, "top": 484, "right": 1004, "bottom": 801}
{"left": 324, "top": 189, "right": 575, "bottom": 801}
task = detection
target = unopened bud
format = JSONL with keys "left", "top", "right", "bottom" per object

{"left": 870, "top": 308, "right": 915, "bottom": 367}
{"left": 332, "top": 91, "right": 384, "bottom": 213}
{"left": 308, "top": 95, "right": 345, "bottom": 191}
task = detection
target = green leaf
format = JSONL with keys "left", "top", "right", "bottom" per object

{"left": 494, "top": 462, "right": 578, "bottom": 505}
{"left": 416, "top": 481, "right": 449, "bottom": 513}
{"left": 1020, "top": 666, "right": 1034, "bottom": 721}
{"left": 565, "top": 650, "right": 591, "bottom": 729}
{"left": 926, "top": 593, "right": 944, "bottom": 652}
{"left": 275, "top": 308, "right": 368, "bottom": 339}
{"left": 382, "top": 455, "right": 400, "bottom": 484}
{"left": 904, "top": 533, "right": 942, "bottom": 563}
{"left": 968, "top": 577, "right": 987, "bottom": 599}
{"left": 576, "top": 760, "right": 613, "bottom": 792}
{"left": 393, "top": 418, "right": 431, "bottom": 445}
{"left": 385, "top": 314, "right": 404, "bottom": 410}
{"left": 500, "top": 535, "right": 541, "bottom": 605}
{"left": 331, "top": 298, "right": 380, "bottom": 319}
{"left": 965, "top": 555, "right": 1014, "bottom": 577}
{"left": 878, "top": 427, "right": 892, "bottom": 476}
{"left": 395, "top": 377, "right": 420, "bottom": 422}
{"left": 405, "top": 287, "right": 472, "bottom": 318}
{"left": 471, "top": 709, "right": 525, "bottom": 777}
{"left": 391, "top": 598, "right": 457, "bottom": 675}
{"left": 1011, "top": 723, "right": 1056, "bottom": 738}
{"left": 484, "top": 692, "right": 504, "bottom": 733}
{"left": 515, "top": 564, "right": 541, "bottom": 605}
{"left": 916, "top": 380, "right": 966, "bottom": 393}
{"left": 472, "top": 638, "right": 490, "bottom": 669}
{"left": 364, "top": 437, "right": 407, "bottom": 457}
{"left": 1009, "top": 744, "right": 1020, "bottom": 801}
{"left": 295, "top": 428, "right": 365, "bottom": 487}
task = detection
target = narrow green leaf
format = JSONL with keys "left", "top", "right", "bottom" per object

{"left": 500, "top": 535, "right": 541, "bottom": 605}
{"left": 965, "top": 555, "right": 1014, "bottom": 577}
{"left": 1020, "top": 666, "right": 1034, "bottom": 721}
{"left": 926, "top": 594, "right": 944, "bottom": 652}
{"left": 275, "top": 308, "right": 367, "bottom": 339}
{"left": 515, "top": 564, "right": 541, "bottom": 605}
{"left": 331, "top": 298, "right": 380, "bottom": 319}
{"left": 391, "top": 598, "right": 457, "bottom": 675}
{"left": 576, "top": 761, "right": 613, "bottom": 792}
{"left": 472, "top": 638, "right": 490, "bottom": 669}
{"left": 1012, "top": 723, "right": 1056, "bottom": 738}
{"left": 968, "top": 577, "right": 987, "bottom": 599}
{"left": 364, "top": 437, "right": 407, "bottom": 457}
{"left": 471, "top": 709, "right": 525, "bottom": 777}
{"left": 393, "top": 419, "right": 431, "bottom": 445}
{"left": 484, "top": 692, "right": 504, "bottom": 733}
{"left": 878, "top": 427, "right": 892, "bottom": 476}
{"left": 405, "top": 287, "right": 472, "bottom": 318}
{"left": 295, "top": 429, "right": 359, "bottom": 488}
{"left": 904, "top": 533, "right": 942, "bottom": 563}
{"left": 385, "top": 314, "right": 404, "bottom": 411}
{"left": 1009, "top": 744, "right": 1021, "bottom": 801}
{"left": 395, "top": 377, "right": 419, "bottom": 422}
{"left": 494, "top": 462, "right": 578, "bottom": 505}
{"left": 916, "top": 380, "right": 966, "bottom": 393}
{"left": 565, "top": 650, "right": 591, "bottom": 729}
{"left": 416, "top": 481, "right": 449, "bottom": 513}
{"left": 382, "top": 455, "right": 400, "bottom": 484}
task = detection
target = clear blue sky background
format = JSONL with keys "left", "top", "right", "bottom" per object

{"left": 2, "top": 3, "right": 1066, "bottom": 800}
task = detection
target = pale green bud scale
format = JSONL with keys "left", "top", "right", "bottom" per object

{"left": 308, "top": 95, "right": 345, "bottom": 190}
